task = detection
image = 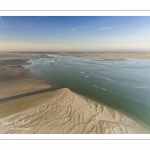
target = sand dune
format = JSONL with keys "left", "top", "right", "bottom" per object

{"left": 0, "top": 84, "right": 149, "bottom": 134}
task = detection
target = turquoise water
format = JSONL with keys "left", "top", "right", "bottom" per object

{"left": 24, "top": 55, "right": 150, "bottom": 130}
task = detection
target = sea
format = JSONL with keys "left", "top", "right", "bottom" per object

{"left": 24, "top": 54, "right": 150, "bottom": 130}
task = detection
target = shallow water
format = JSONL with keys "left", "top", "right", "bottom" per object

{"left": 24, "top": 55, "right": 150, "bottom": 130}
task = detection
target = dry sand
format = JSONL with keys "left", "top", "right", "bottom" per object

{"left": 0, "top": 87, "right": 149, "bottom": 134}
{"left": 0, "top": 54, "right": 149, "bottom": 134}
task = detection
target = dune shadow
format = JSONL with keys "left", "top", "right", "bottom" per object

{"left": 0, "top": 87, "right": 59, "bottom": 103}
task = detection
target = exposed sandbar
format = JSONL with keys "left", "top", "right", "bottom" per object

{"left": 0, "top": 53, "right": 149, "bottom": 134}
{"left": 57, "top": 52, "right": 150, "bottom": 61}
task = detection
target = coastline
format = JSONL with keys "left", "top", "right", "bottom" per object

{"left": 0, "top": 53, "right": 149, "bottom": 134}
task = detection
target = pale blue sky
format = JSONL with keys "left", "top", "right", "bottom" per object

{"left": 0, "top": 16, "right": 150, "bottom": 51}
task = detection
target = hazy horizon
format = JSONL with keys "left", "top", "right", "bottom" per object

{"left": 1, "top": 16, "right": 150, "bottom": 52}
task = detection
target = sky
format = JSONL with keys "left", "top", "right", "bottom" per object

{"left": 0, "top": 16, "right": 150, "bottom": 51}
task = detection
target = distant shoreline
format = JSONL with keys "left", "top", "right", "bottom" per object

{"left": 55, "top": 51, "right": 150, "bottom": 61}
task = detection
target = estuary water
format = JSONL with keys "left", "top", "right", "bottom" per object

{"left": 24, "top": 55, "right": 150, "bottom": 130}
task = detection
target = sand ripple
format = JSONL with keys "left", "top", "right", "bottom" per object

{"left": 0, "top": 87, "right": 149, "bottom": 134}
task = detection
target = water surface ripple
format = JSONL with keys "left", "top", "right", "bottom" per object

{"left": 24, "top": 55, "right": 150, "bottom": 130}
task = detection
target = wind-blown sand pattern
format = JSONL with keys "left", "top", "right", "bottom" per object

{"left": 0, "top": 53, "right": 150, "bottom": 134}
{"left": 0, "top": 85, "right": 149, "bottom": 133}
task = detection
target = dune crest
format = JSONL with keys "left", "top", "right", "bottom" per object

{"left": 0, "top": 87, "right": 149, "bottom": 134}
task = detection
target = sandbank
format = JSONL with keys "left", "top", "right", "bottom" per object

{"left": 0, "top": 53, "right": 149, "bottom": 134}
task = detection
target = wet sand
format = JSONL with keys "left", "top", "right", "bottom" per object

{"left": 0, "top": 52, "right": 149, "bottom": 134}
{"left": 58, "top": 52, "right": 150, "bottom": 61}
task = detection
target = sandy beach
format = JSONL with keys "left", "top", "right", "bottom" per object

{"left": 0, "top": 52, "right": 149, "bottom": 134}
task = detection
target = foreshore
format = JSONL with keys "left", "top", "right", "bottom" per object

{"left": 0, "top": 52, "right": 149, "bottom": 134}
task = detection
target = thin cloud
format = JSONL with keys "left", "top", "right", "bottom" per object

{"left": 0, "top": 16, "right": 9, "bottom": 29}
{"left": 98, "top": 26, "right": 110, "bottom": 31}
{"left": 98, "top": 25, "right": 127, "bottom": 31}
{"left": 0, "top": 17, "right": 18, "bottom": 39}
{"left": 72, "top": 28, "right": 76, "bottom": 31}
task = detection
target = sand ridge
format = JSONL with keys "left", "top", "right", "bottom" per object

{"left": 0, "top": 87, "right": 149, "bottom": 134}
